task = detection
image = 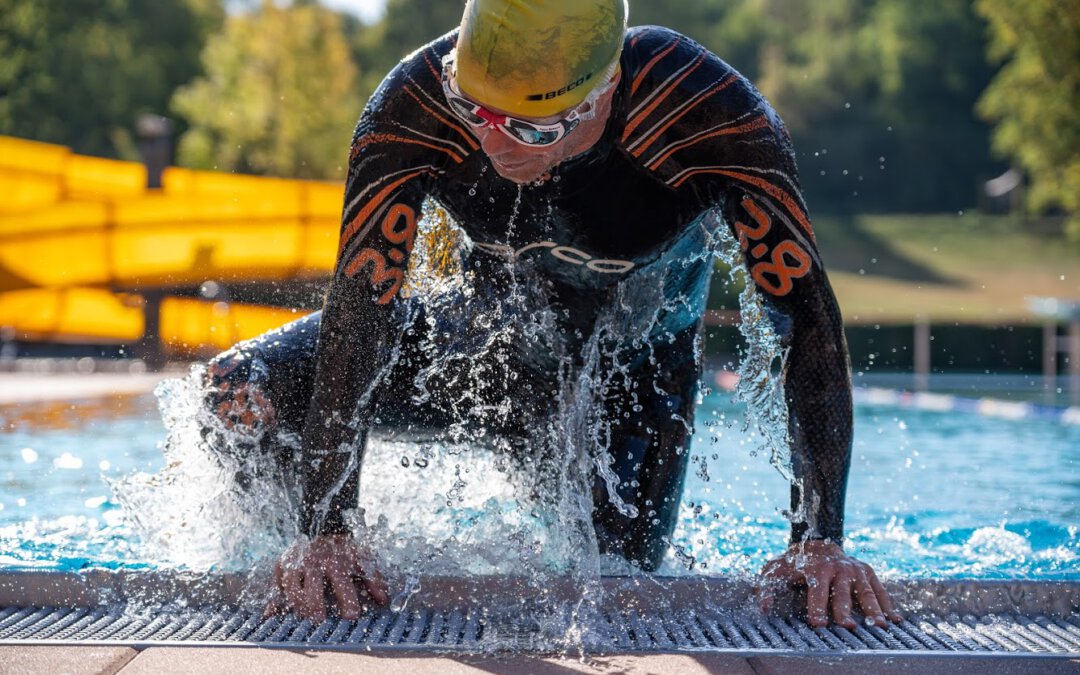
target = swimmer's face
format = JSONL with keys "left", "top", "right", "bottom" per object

{"left": 462, "top": 72, "right": 621, "bottom": 184}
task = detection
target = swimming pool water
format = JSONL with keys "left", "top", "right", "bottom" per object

{"left": 1, "top": 378, "right": 1077, "bottom": 579}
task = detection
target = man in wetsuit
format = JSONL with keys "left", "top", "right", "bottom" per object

{"left": 208, "top": 0, "right": 901, "bottom": 628}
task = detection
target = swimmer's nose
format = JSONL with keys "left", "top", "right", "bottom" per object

{"left": 478, "top": 126, "right": 517, "bottom": 158}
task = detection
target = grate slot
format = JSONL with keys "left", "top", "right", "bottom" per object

{"left": 643, "top": 614, "right": 677, "bottom": 649}
{"left": 53, "top": 607, "right": 110, "bottom": 641}
{"left": 1036, "top": 616, "right": 1080, "bottom": 651}
{"left": 828, "top": 626, "right": 865, "bottom": 650}
{"left": 989, "top": 613, "right": 1054, "bottom": 652}
{"left": 916, "top": 617, "right": 970, "bottom": 651}
{"left": 732, "top": 616, "right": 770, "bottom": 649}
{"left": 445, "top": 610, "right": 467, "bottom": 646}
{"left": 0, "top": 607, "right": 55, "bottom": 639}
{"left": 210, "top": 610, "right": 254, "bottom": 641}
{"left": 1056, "top": 617, "right": 1080, "bottom": 644}
{"left": 812, "top": 626, "right": 848, "bottom": 651}
{"left": 851, "top": 624, "right": 888, "bottom": 650}
{"left": 714, "top": 613, "right": 753, "bottom": 649}
{"left": 695, "top": 615, "right": 733, "bottom": 648}
{"left": 383, "top": 611, "right": 410, "bottom": 645}
{"left": 130, "top": 613, "right": 178, "bottom": 641}
{"left": 0, "top": 607, "right": 36, "bottom": 634}
{"left": 604, "top": 611, "right": 633, "bottom": 649}
{"left": 464, "top": 610, "right": 484, "bottom": 645}
{"left": 346, "top": 613, "right": 376, "bottom": 643}
{"left": 25, "top": 607, "right": 90, "bottom": 640}
{"left": 751, "top": 616, "right": 787, "bottom": 649}
{"left": 407, "top": 610, "right": 431, "bottom": 645}
{"left": 964, "top": 615, "right": 1023, "bottom": 652}
{"left": 304, "top": 618, "right": 335, "bottom": 643}
{"left": 186, "top": 613, "right": 226, "bottom": 641}
{"left": 173, "top": 609, "right": 218, "bottom": 643}
{"left": 625, "top": 611, "right": 656, "bottom": 648}
{"left": 267, "top": 616, "right": 300, "bottom": 642}
{"left": 895, "top": 619, "right": 950, "bottom": 650}
{"left": 248, "top": 615, "right": 283, "bottom": 642}
{"left": 785, "top": 618, "right": 831, "bottom": 650}
{"left": 93, "top": 615, "right": 139, "bottom": 641}
{"left": 868, "top": 623, "right": 915, "bottom": 651}
{"left": 0, "top": 607, "right": 20, "bottom": 627}
{"left": 680, "top": 612, "right": 712, "bottom": 648}
{"left": 74, "top": 610, "right": 126, "bottom": 641}
{"left": 10, "top": 608, "right": 74, "bottom": 640}
{"left": 324, "top": 619, "right": 354, "bottom": 643}
{"left": 1001, "top": 615, "right": 1060, "bottom": 653}
{"left": 364, "top": 611, "right": 394, "bottom": 645}
{"left": 941, "top": 615, "right": 1001, "bottom": 651}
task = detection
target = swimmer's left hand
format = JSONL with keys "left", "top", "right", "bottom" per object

{"left": 756, "top": 540, "right": 902, "bottom": 629}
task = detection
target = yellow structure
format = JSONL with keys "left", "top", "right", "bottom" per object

{"left": 0, "top": 136, "right": 335, "bottom": 355}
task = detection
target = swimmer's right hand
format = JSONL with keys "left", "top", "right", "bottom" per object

{"left": 265, "top": 534, "right": 389, "bottom": 622}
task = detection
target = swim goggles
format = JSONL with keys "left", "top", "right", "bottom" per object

{"left": 441, "top": 52, "right": 617, "bottom": 147}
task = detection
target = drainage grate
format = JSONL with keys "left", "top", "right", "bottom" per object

{"left": 3, "top": 604, "right": 1080, "bottom": 654}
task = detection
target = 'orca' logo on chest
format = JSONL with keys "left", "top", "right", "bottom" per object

{"left": 472, "top": 240, "right": 635, "bottom": 274}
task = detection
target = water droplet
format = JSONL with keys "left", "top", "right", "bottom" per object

{"left": 53, "top": 453, "right": 83, "bottom": 470}
{"left": 20, "top": 448, "right": 38, "bottom": 464}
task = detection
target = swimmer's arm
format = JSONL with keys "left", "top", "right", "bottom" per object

{"left": 297, "top": 119, "right": 429, "bottom": 536}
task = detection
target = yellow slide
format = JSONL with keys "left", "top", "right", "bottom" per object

{"left": 0, "top": 136, "right": 336, "bottom": 355}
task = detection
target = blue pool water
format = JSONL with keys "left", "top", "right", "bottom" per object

{"left": 1, "top": 377, "right": 1078, "bottom": 579}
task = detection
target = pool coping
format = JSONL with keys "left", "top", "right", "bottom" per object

{"left": 2, "top": 570, "right": 1077, "bottom": 618}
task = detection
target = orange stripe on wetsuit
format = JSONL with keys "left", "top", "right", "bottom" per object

{"left": 401, "top": 85, "right": 480, "bottom": 152}
{"left": 674, "top": 168, "right": 814, "bottom": 238}
{"left": 338, "top": 169, "right": 429, "bottom": 256}
{"left": 630, "top": 73, "right": 738, "bottom": 158}
{"left": 646, "top": 116, "right": 770, "bottom": 171}
{"left": 352, "top": 131, "right": 465, "bottom": 164}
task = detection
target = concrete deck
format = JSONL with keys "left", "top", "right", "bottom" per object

{"left": 3, "top": 645, "right": 1078, "bottom": 674}
{"left": 0, "top": 370, "right": 174, "bottom": 405}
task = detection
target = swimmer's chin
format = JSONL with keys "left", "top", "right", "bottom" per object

{"left": 491, "top": 160, "right": 551, "bottom": 185}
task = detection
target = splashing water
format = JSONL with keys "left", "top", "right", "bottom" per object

{"left": 107, "top": 200, "right": 800, "bottom": 646}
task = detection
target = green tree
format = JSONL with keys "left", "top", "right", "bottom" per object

{"left": 0, "top": 0, "right": 222, "bottom": 158}
{"left": 976, "top": 0, "right": 1080, "bottom": 240}
{"left": 352, "top": 0, "right": 464, "bottom": 97}
{"left": 741, "top": 0, "right": 1000, "bottom": 214}
{"left": 173, "top": 0, "right": 361, "bottom": 179}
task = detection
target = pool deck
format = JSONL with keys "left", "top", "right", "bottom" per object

{"left": 8, "top": 645, "right": 1077, "bottom": 675}
{"left": 0, "top": 369, "right": 175, "bottom": 406}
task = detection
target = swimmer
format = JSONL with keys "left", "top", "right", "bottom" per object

{"left": 207, "top": 0, "right": 901, "bottom": 629}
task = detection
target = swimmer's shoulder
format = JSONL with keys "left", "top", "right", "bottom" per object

{"left": 617, "top": 26, "right": 786, "bottom": 185}
{"left": 350, "top": 30, "right": 483, "bottom": 174}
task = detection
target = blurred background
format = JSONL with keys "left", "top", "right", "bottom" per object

{"left": 0, "top": 0, "right": 1077, "bottom": 394}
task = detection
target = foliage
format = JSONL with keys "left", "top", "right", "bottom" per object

{"left": 0, "top": 0, "right": 222, "bottom": 159}
{"left": 171, "top": 0, "right": 361, "bottom": 179}
{"left": 352, "top": 0, "right": 465, "bottom": 97}
{"left": 706, "top": 0, "right": 1001, "bottom": 214}
{"left": 976, "top": 0, "right": 1080, "bottom": 241}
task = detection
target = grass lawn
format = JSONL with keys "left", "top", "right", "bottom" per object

{"left": 811, "top": 213, "right": 1080, "bottom": 325}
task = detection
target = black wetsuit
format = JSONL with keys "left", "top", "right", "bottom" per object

{"left": 208, "top": 26, "right": 853, "bottom": 570}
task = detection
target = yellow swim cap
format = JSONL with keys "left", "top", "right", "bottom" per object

{"left": 456, "top": 0, "right": 628, "bottom": 118}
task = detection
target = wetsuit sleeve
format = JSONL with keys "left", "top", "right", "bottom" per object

{"left": 721, "top": 186, "right": 853, "bottom": 545}
{"left": 298, "top": 64, "right": 440, "bottom": 537}
{"left": 620, "top": 28, "right": 853, "bottom": 543}
{"left": 705, "top": 92, "right": 852, "bottom": 545}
